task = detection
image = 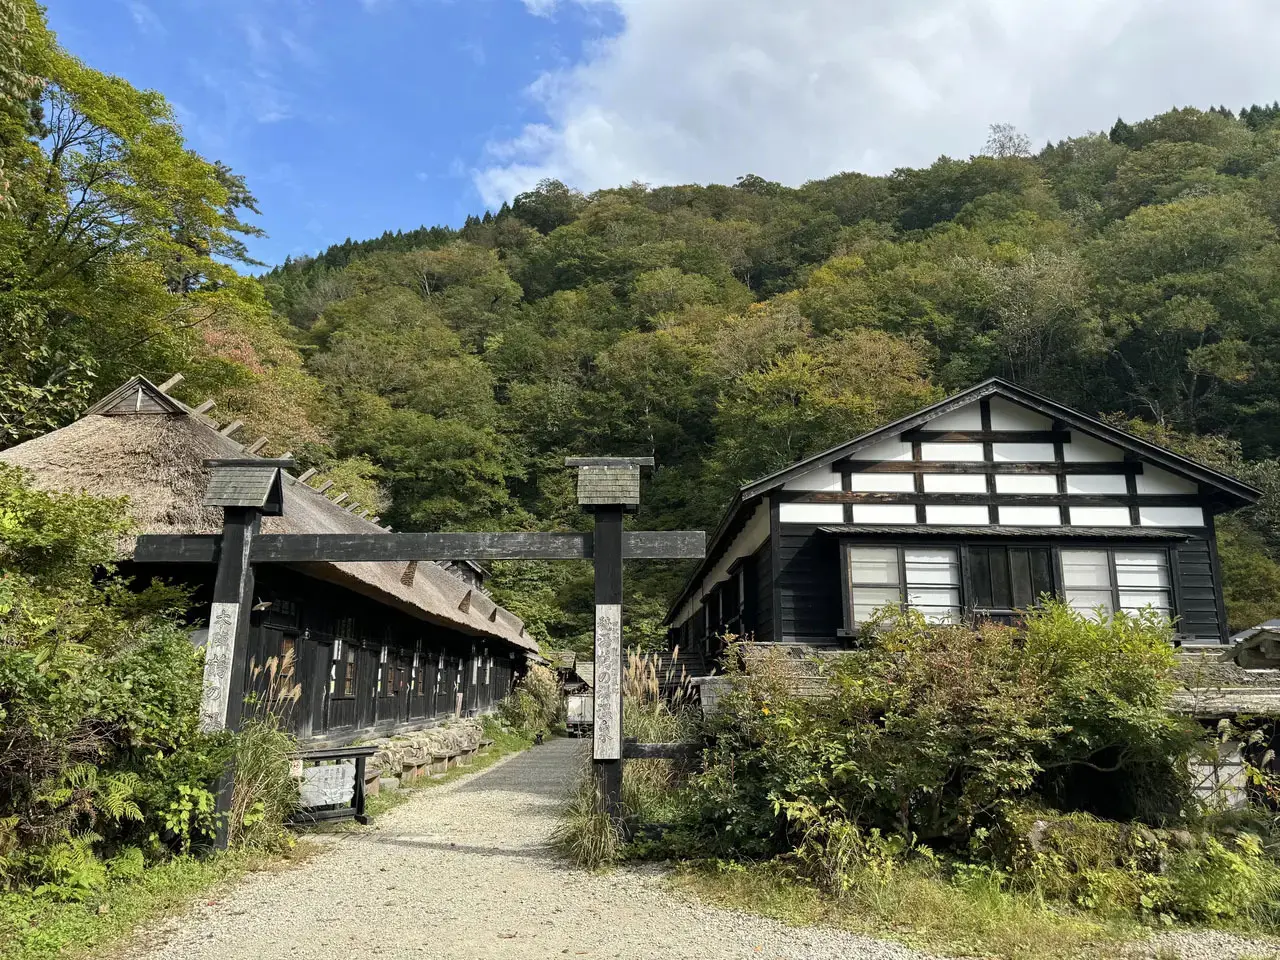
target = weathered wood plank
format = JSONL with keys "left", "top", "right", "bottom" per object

{"left": 783, "top": 491, "right": 1204, "bottom": 507}
{"left": 135, "top": 530, "right": 705, "bottom": 564}
{"left": 133, "top": 534, "right": 221, "bottom": 563}
{"left": 623, "top": 530, "right": 705, "bottom": 559}
{"left": 251, "top": 532, "right": 594, "bottom": 561}
{"left": 622, "top": 741, "right": 701, "bottom": 760}
{"left": 838, "top": 460, "right": 1142, "bottom": 475}
{"left": 902, "top": 429, "right": 1070, "bottom": 443}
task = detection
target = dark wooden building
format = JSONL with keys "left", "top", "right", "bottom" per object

{"left": 0, "top": 377, "right": 537, "bottom": 743}
{"left": 666, "top": 379, "right": 1259, "bottom": 651}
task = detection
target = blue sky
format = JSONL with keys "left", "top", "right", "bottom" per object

{"left": 46, "top": 1, "right": 1280, "bottom": 269}
{"left": 46, "top": 0, "right": 620, "bottom": 266}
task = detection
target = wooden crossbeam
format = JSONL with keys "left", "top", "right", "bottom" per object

{"left": 245, "top": 437, "right": 269, "bottom": 454}
{"left": 781, "top": 491, "right": 1203, "bottom": 507}
{"left": 157, "top": 373, "right": 184, "bottom": 393}
{"left": 622, "top": 741, "right": 700, "bottom": 761}
{"left": 315, "top": 479, "right": 334, "bottom": 493}
{"left": 297, "top": 468, "right": 318, "bottom": 482}
{"left": 194, "top": 399, "right": 216, "bottom": 415}
{"left": 902, "top": 429, "right": 1070, "bottom": 443}
{"left": 133, "top": 530, "right": 706, "bottom": 564}
{"left": 219, "top": 419, "right": 244, "bottom": 437}
{"left": 837, "top": 460, "right": 1142, "bottom": 475}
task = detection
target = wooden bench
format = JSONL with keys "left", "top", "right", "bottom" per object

{"left": 429, "top": 749, "right": 460, "bottom": 775}
{"left": 288, "top": 745, "right": 377, "bottom": 826}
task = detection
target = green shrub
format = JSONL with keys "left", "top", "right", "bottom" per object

{"left": 496, "top": 663, "right": 562, "bottom": 734}
{"left": 0, "top": 466, "right": 227, "bottom": 895}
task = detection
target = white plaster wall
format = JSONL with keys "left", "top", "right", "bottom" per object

{"left": 1064, "top": 434, "right": 1124, "bottom": 461}
{"left": 1069, "top": 506, "right": 1131, "bottom": 526}
{"left": 849, "top": 474, "right": 916, "bottom": 492}
{"left": 924, "top": 474, "right": 988, "bottom": 493}
{"left": 779, "top": 502, "right": 844, "bottom": 524}
{"left": 921, "top": 442, "right": 984, "bottom": 461}
{"left": 672, "top": 503, "right": 769, "bottom": 627}
{"left": 926, "top": 504, "right": 989, "bottom": 524}
{"left": 1066, "top": 474, "right": 1129, "bottom": 495}
{"left": 849, "top": 439, "right": 912, "bottom": 461}
{"left": 1136, "top": 465, "right": 1198, "bottom": 495}
{"left": 783, "top": 469, "right": 841, "bottom": 492}
{"left": 851, "top": 504, "right": 916, "bottom": 524}
{"left": 999, "top": 506, "right": 1061, "bottom": 526}
{"left": 988, "top": 398, "right": 1052, "bottom": 430}
{"left": 929, "top": 404, "right": 983, "bottom": 429}
{"left": 1140, "top": 506, "right": 1205, "bottom": 527}
{"left": 992, "top": 442, "right": 1056, "bottom": 462}
{"left": 996, "top": 475, "right": 1058, "bottom": 494}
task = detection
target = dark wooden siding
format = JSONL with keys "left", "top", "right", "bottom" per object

{"left": 753, "top": 541, "right": 774, "bottom": 643}
{"left": 777, "top": 526, "right": 843, "bottom": 645}
{"left": 1173, "top": 536, "right": 1224, "bottom": 641}
{"left": 125, "top": 561, "right": 526, "bottom": 743}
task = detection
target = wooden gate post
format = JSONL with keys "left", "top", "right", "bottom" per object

{"left": 567, "top": 457, "right": 653, "bottom": 827}
{"left": 199, "top": 459, "right": 290, "bottom": 849}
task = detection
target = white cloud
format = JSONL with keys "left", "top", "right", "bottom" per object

{"left": 477, "top": 0, "right": 1280, "bottom": 206}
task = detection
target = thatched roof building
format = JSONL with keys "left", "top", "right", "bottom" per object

{"left": 0, "top": 376, "right": 536, "bottom": 654}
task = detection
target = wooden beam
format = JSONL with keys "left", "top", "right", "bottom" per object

{"left": 133, "top": 534, "right": 220, "bottom": 563}
{"left": 622, "top": 741, "right": 700, "bottom": 760}
{"left": 331, "top": 493, "right": 348, "bottom": 505}
{"left": 903, "top": 429, "right": 1070, "bottom": 443}
{"left": 134, "top": 530, "right": 706, "bottom": 565}
{"left": 315, "top": 479, "right": 334, "bottom": 493}
{"left": 344, "top": 502, "right": 361, "bottom": 513}
{"left": 784, "top": 491, "right": 1203, "bottom": 507}
{"left": 245, "top": 437, "right": 269, "bottom": 454}
{"left": 370, "top": 516, "right": 381, "bottom": 524}
{"left": 194, "top": 399, "right": 216, "bottom": 415}
{"left": 838, "top": 460, "right": 1142, "bottom": 475}
{"left": 157, "top": 373, "right": 184, "bottom": 393}
{"left": 218, "top": 419, "right": 244, "bottom": 437}
{"left": 297, "top": 468, "right": 318, "bottom": 482}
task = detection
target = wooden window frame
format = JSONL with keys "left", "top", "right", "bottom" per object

{"left": 839, "top": 538, "right": 1181, "bottom": 636}
{"left": 1060, "top": 545, "right": 1175, "bottom": 619}
{"left": 841, "top": 543, "right": 963, "bottom": 628}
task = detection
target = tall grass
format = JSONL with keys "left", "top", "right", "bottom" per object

{"left": 230, "top": 650, "right": 301, "bottom": 849}
{"left": 550, "top": 765, "right": 624, "bottom": 870}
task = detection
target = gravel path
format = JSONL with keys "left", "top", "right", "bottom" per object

{"left": 122, "top": 739, "right": 1280, "bottom": 960}
{"left": 123, "top": 738, "right": 941, "bottom": 960}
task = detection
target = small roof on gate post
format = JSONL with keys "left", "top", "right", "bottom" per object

{"left": 565, "top": 456, "right": 654, "bottom": 510}
{"left": 202, "top": 458, "right": 294, "bottom": 516}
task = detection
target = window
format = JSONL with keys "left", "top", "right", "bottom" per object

{"left": 1061, "top": 549, "right": 1171, "bottom": 619}
{"left": 341, "top": 648, "right": 357, "bottom": 698}
{"left": 970, "top": 546, "right": 1054, "bottom": 612}
{"left": 847, "top": 546, "right": 961, "bottom": 623}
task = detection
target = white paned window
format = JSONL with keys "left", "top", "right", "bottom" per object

{"left": 1114, "top": 551, "right": 1172, "bottom": 616}
{"left": 847, "top": 547, "right": 901, "bottom": 622}
{"left": 1061, "top": 550, "right": 1114, "bottom": 617}
{"left": 904, "top": 548, "right": 961, "bottom": 622}
{"left": 1061, "top": 549, "right": 1172, "bottom": 620}
{"left": 847, "top": 546, "right": 960, "bottom": 624}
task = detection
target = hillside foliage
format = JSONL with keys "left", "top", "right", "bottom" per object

{"left": 6, "top": 3, "right": 1280, "bottom": 642}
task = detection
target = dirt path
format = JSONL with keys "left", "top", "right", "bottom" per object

{"left": 123, "top": 737, "right": 940, "bottom": 960}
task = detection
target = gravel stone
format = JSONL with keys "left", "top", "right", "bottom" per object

{"left": 120, "top": 738, "right": 1280, "bottom": 960}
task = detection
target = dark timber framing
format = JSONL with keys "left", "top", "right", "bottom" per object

{"left": 140, "top": 456, "right": 705, "bottom": 841}
{"left": 665, "top": 377, "right": 1261, "bottom": 654}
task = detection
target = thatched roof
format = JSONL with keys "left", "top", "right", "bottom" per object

{"left": 0, "top": 377, "right": 536, "bottom": 653}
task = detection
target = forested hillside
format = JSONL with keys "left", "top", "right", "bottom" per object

{"left": 7, "top": 1, "right": 1280, "bottom": 648}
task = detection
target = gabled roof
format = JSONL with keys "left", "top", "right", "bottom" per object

{"left": 665, "top": 377, "right": 1261, "bottom": 624}
{"left": 0, "top": 376, "right": 537, "bottom": 654}
{"left": 742, "top": 377, "right": 1260, "bottom": 506}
